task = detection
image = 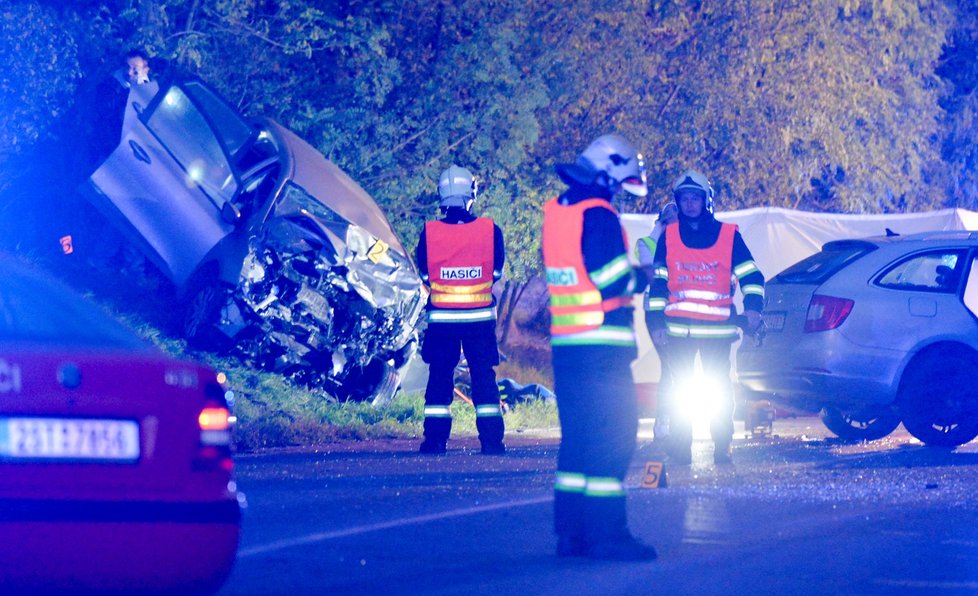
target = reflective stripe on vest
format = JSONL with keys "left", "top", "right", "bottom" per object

{"left": 476, "top": 403, "right": 502, "bottom": 417}
{"left": 542, "top": 197, "right": 633, "bottom": 336}
{"left": 635, "top": 235, "right": 657, "bottom": 263}
{"left": 550, "top": 325, "right": 635, "bottom": 347}
{"left": 424, "top": 405, "right": 452, "bottom": 418}
{"left": 427, "top": 307, "right": 496, "bottom": 323}
{"left": 665, "top": 222, "right": 736, "bottom": 321}
{"left": 666, "top": 320, "right": 739, "bottom": 339}
{"left": 426, "top": 218, "right": 494, "bottom": 309}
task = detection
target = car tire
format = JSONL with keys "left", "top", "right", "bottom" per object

{"left": 818, "top": 405, "right": 901, "bottom": 442}
{"left": 898, "top": 348, "right": 978, "bottom": 448}
{"left": 335, "top": 358, "right": 401, "bottom": 406}
{"left": 184, "top": 283, "right": 233, "bottom": 351}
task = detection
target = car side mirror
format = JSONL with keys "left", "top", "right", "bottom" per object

{"left": 221, "top": 202, "right": 242, "bottom": 225}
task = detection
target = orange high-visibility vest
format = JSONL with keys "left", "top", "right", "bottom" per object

{"left": 425, "top": 218, "right": 494, "bottom": 309}
{"left": 665, "top": 222, "right": 736, "bottom": 321}
{"left": 542, "top": 198, "right": 631, "bottom": 335}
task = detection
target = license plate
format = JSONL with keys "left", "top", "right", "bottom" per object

{"left": 0, "top": 417, "right": 140, "bottom": 462}
{"left": 764, "top": 311, "right": 786, "bottom": 332}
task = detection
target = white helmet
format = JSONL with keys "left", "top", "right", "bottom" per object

{"left": 672, "top": 169, "right": 715, "bottom": 213}
{"left": 556, "top": 134, "right": 648, "bottom": 197}
{"left": 438, "top": 165, "right": 477, "bottom": 210}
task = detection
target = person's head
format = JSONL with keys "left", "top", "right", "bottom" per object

{"left": 438, "top": 165, "right": 477, "bottom": 212}
{"left": 671, "top": 169, "right": 714, "bottom": 223}
{"left": 657, "top": 202, "right": 679, "bottom": 225}
{"left": 125, "top": 49, "right": 151, "bottom": 86}
{"left": 556, "top": 134, "right": 648, "bottom": 199}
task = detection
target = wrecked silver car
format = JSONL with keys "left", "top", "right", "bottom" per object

{"left": 83, "top": 78, "right": 426, "bottom": 404}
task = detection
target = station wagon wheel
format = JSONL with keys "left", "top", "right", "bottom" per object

{"left": 898, "top": 348, "right": 978, "bottom": 448}
{"left": 818, "top": 406, "right": 901, "bottom": 442}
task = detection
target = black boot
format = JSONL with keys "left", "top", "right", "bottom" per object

{"left": 480, "top": 441, "right": 506, "bottom": 455}
{"left": 556, "top": 534, "right": 589, "bottom": 557}
{"left": 419, "top": 439, "right": 446, "bottom": 454}
{"left": 713, "top": 443, "right": 732, "bottom": 465}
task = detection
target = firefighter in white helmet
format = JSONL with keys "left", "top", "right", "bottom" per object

{"left": 542, "top": 134, "right": 656, "bottom": 561}
{"left": 415, "top": 165, "right": 506, "bottom": 455}
{"left": 635, "top": 202, "right": 679, "bottom": 446}
{"left": 647, "top": 169, "right": 765, "bottom": 465}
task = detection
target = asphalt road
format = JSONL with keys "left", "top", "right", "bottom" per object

{"left": 218, "top": 419, "right": 978, "bottom": 595}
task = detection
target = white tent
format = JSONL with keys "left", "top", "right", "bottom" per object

{"left": 622, "top": 207, "right": 978, "bottom": 384}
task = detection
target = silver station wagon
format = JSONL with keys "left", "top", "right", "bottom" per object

{"left": 738, "top": 231, "right": 978, "bottom": 447}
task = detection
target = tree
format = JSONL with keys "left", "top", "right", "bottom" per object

{"left": 0, "top": 1, "right": 83, "bottom": 251}
{"left": 532, "top": 0, "right": 952, "bottom": 214}
{"left": 1, "top": 0, "right": 972, "bottom": 332}
{"left": 937, "top": 0, "right": 978, "bottom": 209}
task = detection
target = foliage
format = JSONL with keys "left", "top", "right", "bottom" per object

{"left": 534, "top": 0, "right": 954, "bottom": 214}
{"left": 937, "top": 0, "right": 978, "bottom": 209}
{"left": 0, "top": 2, "right": 81, "bottom": 165}
{"left": 3, "top": 0, "right": 978, "bottom": 374}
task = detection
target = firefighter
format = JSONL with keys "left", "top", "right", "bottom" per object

{"left": 415, "top": 165, "right": 506, "bottom": 455}
{"left": 647, "top": 169, "right": 765, "bottom": 465}
{"left": 635, "top": 202, "right": 679, "bottom": 447}
{"left": 542, "top": 134, "right": 656, "bottom": 561}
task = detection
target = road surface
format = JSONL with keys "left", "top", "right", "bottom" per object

{"left": 219, "top": 418, "right": 978, "bottom": 594}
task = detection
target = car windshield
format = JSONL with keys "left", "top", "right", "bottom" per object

{"left": 774, "top": 240, "right": 876, "bottom": 284}
{"left": 0, "top": 263, "right": 149, "bottom": 349}
{"left": 279, "top": 181, "right": 350, "bottom": 235}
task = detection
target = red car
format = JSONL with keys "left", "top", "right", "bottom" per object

{"left": 0, "top": 257, "right": 240, "bottom": 592}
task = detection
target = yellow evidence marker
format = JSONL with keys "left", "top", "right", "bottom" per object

{"left": 641, "top": 461, "right": 667, "bottom": 488}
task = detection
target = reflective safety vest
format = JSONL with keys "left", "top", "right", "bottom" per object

{"left": 636, "top": 234, "right": 661, "bottom": 313}
{"left": 542, "top": 198, "right": 632, "bottom": 336}
{"left": 425, "top": 218, "right": 494, "bottom": 310}
{"left": 665, "top": 222, "right": 736, "bottom": 321}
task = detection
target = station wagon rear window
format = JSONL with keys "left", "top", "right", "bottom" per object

{"left": 774, "top": 240, "right": 876, "bottom": 284}
{"left": 875, "top": 249, "right": 966, "bottom": 293}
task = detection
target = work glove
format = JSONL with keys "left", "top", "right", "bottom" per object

{"left": 743, "top": 310, "right": 763, "bottom": 334}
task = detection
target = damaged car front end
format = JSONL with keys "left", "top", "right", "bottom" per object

{"left": 84, "top": 78, "right": 426, "bottom": 404}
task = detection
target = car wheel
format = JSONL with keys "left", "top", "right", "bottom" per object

{"left": 898, "top": 348, "right": 978, "bottom": 448}
{"left": 818, "top": 405, "right": 901, "bottom": 442}
{"left": 335, "top": 358, "right": 401, "bottom": 407}
{"left": 184, "top": 283, "right": 232, "bottom": 351}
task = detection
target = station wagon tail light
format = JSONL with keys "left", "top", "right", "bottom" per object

{"left": 805, "top": 294, "right": 854, "bottom": 332}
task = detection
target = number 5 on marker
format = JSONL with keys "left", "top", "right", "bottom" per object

{"left": 641, "top": 461, "right": 667, "bottom": 488}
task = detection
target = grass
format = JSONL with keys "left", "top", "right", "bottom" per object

{"left": 104, "top": 298, "right": 558, "bottom": 452}
{"left": 50, "top": 258, "right": 559, "bottom": 453}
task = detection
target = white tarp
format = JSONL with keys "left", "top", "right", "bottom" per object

{"left": 622, "top": 207, "right": 978, "bottom": 383}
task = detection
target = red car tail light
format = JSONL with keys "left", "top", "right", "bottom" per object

{"left": 194, "top": 381, "right": 234, "bottom": 472}
{"left": 805, "top": 294, "right": 854, "bottom": 332}
{"left": 199, "top": 407, "right": 232, "bottom": 445}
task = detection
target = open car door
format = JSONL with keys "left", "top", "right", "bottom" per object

{"left": 85, "top": 79, "right": 252, "bottom": 286}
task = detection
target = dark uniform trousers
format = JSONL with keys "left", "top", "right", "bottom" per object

{"left": 421, "top": 319, "right": 503, "bottom": 445}
{"left": 645, "top": 311, "right": 675, "bottom": 426}
{"left": 666, "top": 335, "right": 736, "bottom": 451}
{"left": 552, "top": 343, "right": 637, "bottom": 542}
